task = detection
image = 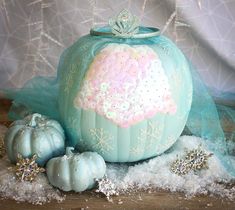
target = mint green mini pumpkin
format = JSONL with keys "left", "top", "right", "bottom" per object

{"left": 58, "top": 11, "right": 193, "bottom": 162}
{"left": 4, "top": 113, "right": 65, "bottom": 166}
{"left": 46, "top": 147, "right": 106, "bottom": 192}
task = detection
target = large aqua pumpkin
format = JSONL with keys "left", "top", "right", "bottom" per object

{"left": 46, "top": 147, "right": 106, "bottom": 192}
{"left": 4, "top": 113, "right": 65, "bottom": 166}
{"left": 58, "top": 22, "right": 192, "bottom": 162}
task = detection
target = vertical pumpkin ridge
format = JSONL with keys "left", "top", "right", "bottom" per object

{"left": 64, "top": 63, "right": 76, "bottom": 146}
{"left": 127, "top": 127, "right": 131, "bottom": 161}
{"left": 117, "top": 126, "right": 122, "bottom": 162}
{"left": 21, "top": 128, "right": 31, "bottom": 158}
{"left": 158, "top": 117, "right": 165, "bottom": 153}
{"left": 86, "top": 154, "right": 97, "bottom": 189}
{"left": 116, "top": 127, "right": 120, "bottom": 162}
{"left": 127, "top": 128, "right": 131, "bottom": 162}
{"left": 141, "top": 120, "right": 148, "bottom": 160}
{"left": 143, "top": 120, "right": 150, "bottom": 158}
{"left": 47, "top": 129, "right": 56, "bottom": 156}
{"left": 31, "top": 129, "right": 37, "bottom": 158}
{"left": 162, "top": 114, "right": 170, "bottom": 153}
{"left": 95, "top": 112, "right": 97, "bottom": 155}
{"left": 114, "top": 124, "right": 118, "bottom": 162}
{"left": 69, "top": 156, "right": 75, "bottom": 191}
{"left": 50, "top": 158, "right": 57, "bottom": 186}
{"left": 80, "top": 110, "right": 84, "bottom": 150}
{"left": 12, "top": 129, "right": 23, "bottom": 162}
{"left": 6, "top": 125, "right": 23, "bottom": 162}
{"left": 33, "top": 129, "right": 46, "bottom": 164}
{"left": 83, "top": 158, "right": 91, "bottom": 189}
{"left": 64, "top": 157, "right": 72, "bottom": 191}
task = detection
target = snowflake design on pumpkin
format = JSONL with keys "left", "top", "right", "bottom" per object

{"left": 130, "top": 129, "right": 146, "bottom": 156}
{"left": 90, "top": 128, "right": 113, "bottom": 155}
{"left": 156, "top": 135, "right": 176, "bottom": 154}
{"left": 130, "top": 121, "right": 163, "bottom": 155}
{"left": 140, "top": 122, "right": 162, "bottom": 140}
{"left": 130, "top": 146, "right": 144, "bottom": 156}
{"left": 74, "top": 44, "right": 177, "bottom": 128}
{"left": 142, "top": 121, "right": 163, "bottom": 151}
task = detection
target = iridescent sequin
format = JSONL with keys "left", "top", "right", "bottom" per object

{"left": 74, "top": 44, "right": 177, "bottom": 127}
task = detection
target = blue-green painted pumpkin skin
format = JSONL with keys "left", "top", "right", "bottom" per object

{"left": 46, "top": 147, "right": 106, "bottom": 192}
{"left": 58, "top": 34, "right": 193, "bottom": 162}
{"left": 4, "top": 113, "right": 65, "bottom": 166}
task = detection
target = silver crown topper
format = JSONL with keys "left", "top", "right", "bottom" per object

{"left": 109, "top": 9, "right": 140, "bottom": 38}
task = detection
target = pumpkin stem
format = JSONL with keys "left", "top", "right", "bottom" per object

{"left": 28, "top": 113, "right": 41, "bottom": 127}
{"left": 65, "top": 147, "right": 74, "bottom": 156}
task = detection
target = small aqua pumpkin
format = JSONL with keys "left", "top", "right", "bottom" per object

{"left": 4, "top": 113, "right": 65, "bottom": 166}
{"left": 46, "top": 147, "right": 106, "bottom": 192}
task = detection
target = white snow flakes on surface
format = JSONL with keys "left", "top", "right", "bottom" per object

{"left": 0, "top": 126, "right": 234, "bottom": 205}
{"left": 0, "top": 157, "right": 65, "bottom": 205}
{"left": 105, "top": 136, "right": 235, "bottom": 200}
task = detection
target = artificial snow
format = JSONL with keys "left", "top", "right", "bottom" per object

{"left": 0, "top": 157, "right": 65, "bottom": 205}
{"left": 105, "top": 136, "right": 235, "bottom": 200}
{"left": 0, "top": 123, "right": 234, "bottom": 204}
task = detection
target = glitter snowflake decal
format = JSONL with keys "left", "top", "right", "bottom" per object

{"left": 90, "top": 128, "right": 113, "bottom": 155}
{"left": 11, "top": 154, "right": 45, "bottom": 182}
{"left": 156, "top": 135, "right": 175, "bottom": 154}
{"left": 140, "top": 122, "right": 162, "bottom": 140}
{"left": 130, "top": 126, "right": 146, "bottom": 155}
{"left": 130, "top": 146, "right": 143, "bottom": 156}
{"left": 142, "top": 121, "right": 163, "bottom": 151}
{"left": 131, "top": 122, "right": 163, "bottom": 155}
{"left": 170, "top": 146, "right": 213, "bottom": 176}
{"left": 96, "top": 175, "right": 119, "bottom": 201}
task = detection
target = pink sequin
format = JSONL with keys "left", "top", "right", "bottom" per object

{"left": 74, "top": 44, "right": 177, "bottom": 127}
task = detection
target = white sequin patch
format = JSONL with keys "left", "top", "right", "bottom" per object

{"left": 74, "top": 44, "right": 177, "bottom": 127}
